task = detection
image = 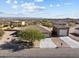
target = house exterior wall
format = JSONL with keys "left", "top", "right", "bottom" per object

{"left": 52, "top": 26, "right": 69, "bottom": 36}
{"left": 74, "top": 29, "right": 79, "bottom": 35}
{"left": 58, "top": 29, "right": 68, "bottom": 36}
{"left": 21, "top": 21, "right": 25, "bottom": 26}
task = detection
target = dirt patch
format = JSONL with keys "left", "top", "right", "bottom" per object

{"left": 33, "top": 40, "right": 40, "bottom": 48}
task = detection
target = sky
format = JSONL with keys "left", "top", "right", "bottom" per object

{"left": 0, "top": 0, "right": 79, "bottom": 18}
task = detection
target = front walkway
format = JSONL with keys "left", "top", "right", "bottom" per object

{"left": 60, "top": 37, "right": 79, "bottom": 48}
{"left": 40, "top": 38, "right": 57, "bottom": 48}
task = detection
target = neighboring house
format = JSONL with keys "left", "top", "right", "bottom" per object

{"left": 75, "top": 21, "right": 79, "bottom": 24}
{"left": 52, "top": 20, "right": 68, "bottom": 25}
{"left": 10, "top": 21, "right": 26, "bottom": 26}
{"left": 74, "top": 28, "right": 79, "bottom": 35}
{"left": 21, "top": 21, "right": 25, "bottom": 26}
{"left": 52, "top": 25, "right": 69, "bottom": 36}
{"left": 0, "top": 21, "right": 11, "bottom": 26}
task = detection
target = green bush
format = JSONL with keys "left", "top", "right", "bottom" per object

{"left": 17, "top": 29, "right": 46, "bottom": 42}
{"left": 41, "top": 20, "right": 53, "bottom": 28}
{"left": 68, "top": 22, "right": 76, "bottom": 28}
{"left": 0, "top": 30, "right": 4, "bottom": 37}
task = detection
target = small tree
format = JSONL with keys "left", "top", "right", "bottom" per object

{"left": 17, "top": 28, "right": 46, "bottom": 42}
{"left": 0, "top": 30, "right": 4, "bottom": 37}
{"left": 41, "top": 20, "right": 53, "bottom": 28}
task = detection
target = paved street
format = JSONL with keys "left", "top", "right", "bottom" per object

{"left": 0, "top": 48, "right": 79, "bottom": 58}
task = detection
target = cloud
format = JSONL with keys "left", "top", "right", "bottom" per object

{"left": 14, "top": 0, "right": 18, "bottom": 4}
{"left": 49, "top": 4, "right": 61, "bottom": 7}
{"left": 6, "top": 0, "right": 11, "bottom": 4}
{"left": 34, "top": 0, "right": 44, "bottom": 2}
{"left": 49, "top": 3, "right": 72, "bottom": 8}
{"left": 49, "top": 4, "right": 54, "bottom": 7}
{"left": 6, "top": 0, "right": 18, "bottom": 4}
{"left": 56, "top": 4, "right": 61, "bottom": 7}
{"left": 64, "top": 3, "right": 72, "bottom": 6}
{"left": 21, "top": 3, "right": 46, "bottom": 12}
{"left": 12, "top": 5, "right": 18, "bottom": 9}
{"left": 0, "top": 11, "right": 10, "bottom": 15}
{"left": 0, "top": 12, "right": 5, "bottom": 14}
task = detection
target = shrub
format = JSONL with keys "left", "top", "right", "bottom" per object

{"left": 17, "top": 28, "right": 46, "bottom": 42}
{"left": 0, "top": 30, "right": 4, "bottom": 37}
{"left": 41, "top": 20, "right": 53, "bottom": 28}
{"left": 68, "top": 22, "right": 76, "bottom": 28}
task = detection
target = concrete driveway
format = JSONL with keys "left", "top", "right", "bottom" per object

{"left": 40, "top": 38, "right": 57, "bottom": 48}
{"left": 60, "top": 37, "right": 79, "bottom": 48}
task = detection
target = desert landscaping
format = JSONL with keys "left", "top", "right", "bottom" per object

{"left": 0, "top": 18, "right": 78, "bottom": 57}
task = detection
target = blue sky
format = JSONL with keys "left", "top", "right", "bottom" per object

{"left": 0, "top": 0, "right": 79, "bottom": 18}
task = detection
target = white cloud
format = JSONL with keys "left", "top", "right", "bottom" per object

{"left": 12, "top": 5, "right": 18, "bottom": 9}
{"left": 14, "top": 0, "right": 18, "bottom": 4}
{"left": 6, "top": 0, "right": 11, "bottom": 4}
{"left": 34, "top": 0, "right": 44, "bottom": 2}
{"left": 64, "top": 3, "right": 72, "bottom": 6}
{"left": 21, "top": 3, "right": 46, "bottom": 12}
{"left": 49, "top": 4, "right": 54, "bottom": 7}
{"left": 6, "top": 0, "right": 18, "bottom": 4}
{"left": 56, "top": 4, "right": 61, "bottom": 7}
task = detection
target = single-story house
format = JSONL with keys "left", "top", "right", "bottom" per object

{"left": 52, "top": 25, "right": 69, "bottom": 36}
{"left": 52, "top": 20, "right": 68, "bottom": 25}
{"left": 74, "top": 28, "right": 79, "bottom": 35}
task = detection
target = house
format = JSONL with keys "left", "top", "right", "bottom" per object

{"left": 52, "top": 25, "right": 69, "bottom": 36}
{"left": 21, "top": 21, "right": 25, "bottom": 26}
{"left": 74, "top": 28, "right": 79, "bottom": 35}
{"left": 10, "top": 21, "right": 26, "bottom": 27}
{"left": 52, "top": 20, "right": 68, "bottom": 25}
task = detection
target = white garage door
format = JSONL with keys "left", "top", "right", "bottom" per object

{"left": 59, "top": 29, "right": 67, "bottom": 36}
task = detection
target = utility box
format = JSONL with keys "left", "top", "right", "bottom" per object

{"left": 52, "top": 25, "right": 69, "bottom": 36}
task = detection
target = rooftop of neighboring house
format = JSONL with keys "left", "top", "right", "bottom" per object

{"left": 52, "top": 20, "right": 68, "bottom": 25}
{"left": 54, "top": 25, "right": 69, "bottom": 29}
{"left": 75, "top": 27, "right": 79, "bottom": 30}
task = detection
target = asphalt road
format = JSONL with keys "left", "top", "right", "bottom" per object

{"left": 0, "top": 48, "right": 79, "bottom": 58}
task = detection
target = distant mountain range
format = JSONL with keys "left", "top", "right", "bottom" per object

{"left": 0, "top": 17, "right": 79, "bottom": 21}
